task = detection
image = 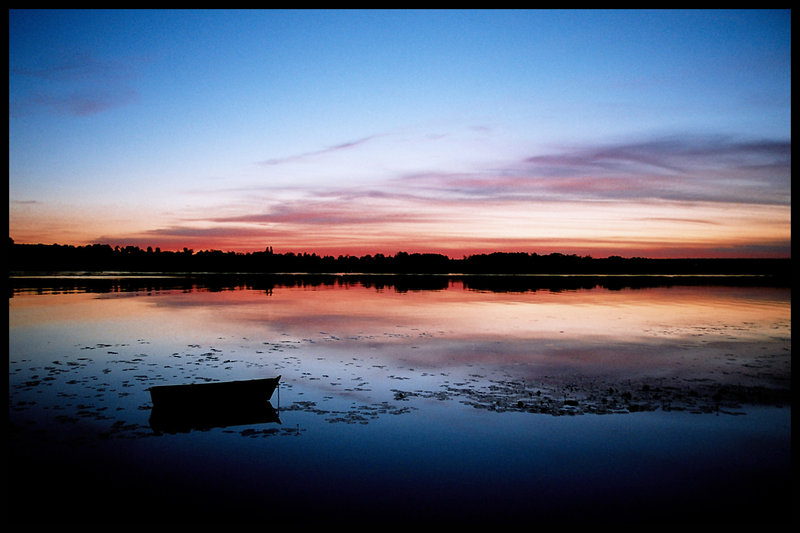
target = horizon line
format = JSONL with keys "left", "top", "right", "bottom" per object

{"left": 8, "top": 238, "right": 791, "bottom": 262}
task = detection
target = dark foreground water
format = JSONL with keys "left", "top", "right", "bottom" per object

{"left": 8, "top": 276, "right": 792, "bottom": 524}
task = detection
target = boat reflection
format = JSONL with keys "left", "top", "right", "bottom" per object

{"left": 148, "top": 377, "right": 281, "bottom": 434}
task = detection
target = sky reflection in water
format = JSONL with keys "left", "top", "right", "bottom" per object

{"left": 8, "top": 279, "right": 791, "bottom": 524}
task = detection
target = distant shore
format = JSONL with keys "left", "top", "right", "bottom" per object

{"left": 7, "top": 239, "right": 791, "bottom": 281}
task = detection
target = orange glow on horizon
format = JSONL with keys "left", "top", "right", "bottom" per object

{"left": 9, "top": 197, "right": 790, "bottom": 260}
{"left": 9, "top": 237, "right": 790, "bottom": 260}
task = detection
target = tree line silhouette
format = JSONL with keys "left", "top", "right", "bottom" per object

{"left": 7, "top": 238, "right": 791, "bottom": 279}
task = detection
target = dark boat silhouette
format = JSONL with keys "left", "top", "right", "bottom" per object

{"left": 148, "top": 376, "right": 281, "bottom": 433}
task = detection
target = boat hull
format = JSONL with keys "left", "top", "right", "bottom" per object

{"left": 148, "top": 376, "right": 281, "bottom": 433}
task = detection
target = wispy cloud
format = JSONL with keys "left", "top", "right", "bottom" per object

{"left": 634, "top": 217, "right": 720, "bottom": 225}
{"left": 10, "top": 51, "right": 141, "bottom": 117}
{"left": 208, "top": 203, "right": 435, "bottom": 227}
{"left": 22, "top": 89, "right": 139, "bottom": 117}
{"left": 526, "top": 139, "right": 693, "bottom": 175}
{"left": 85, "top": 131, "right": 790, "bottom": 258}
{"left": 11, "top": 52, "right": 137, "bottom": 82}
{"left": 397, "top": 135, "right": 790, "bottom": 206}
{"left": 525, "top": 137, "right": 790, "bottom": 174}
{"left": 259, "top": 135, "right": 380, "bottom": 166}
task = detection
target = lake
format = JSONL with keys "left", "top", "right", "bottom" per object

{"left": 8, "top": 275, "right": 792, "bottom": 524}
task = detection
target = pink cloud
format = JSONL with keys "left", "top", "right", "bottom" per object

{"left": 71, "top": 133, "right": 789, "bottom": 259}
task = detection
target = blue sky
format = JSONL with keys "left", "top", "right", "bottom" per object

{"left": 9, "top": 9, "right": 791, "bottom": 257}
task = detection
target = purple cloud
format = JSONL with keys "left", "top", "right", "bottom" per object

{"left": 527, "top": 137, "right": 789, "bottom": 175}
{"left": 397, "top": 135, "right": 790, "bottom": 206}
{"left": 28, "top": 89, "right": 139, "bottom": 116}
{"left": 11, "top": 51, "right": 138, "bottom": 82}
{"left": 10, "top": 51, "right": 142, "bottom": 117}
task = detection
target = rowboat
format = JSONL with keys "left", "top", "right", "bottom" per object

{"left": 148, "top": 376, "right": 281, "bottom": 433}
{"left": 149, "top": 376, "right": 280, "bottom": 409}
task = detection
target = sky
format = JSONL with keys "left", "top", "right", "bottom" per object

{"left": 9, "top": 9, "right": 791, "bottom": 258}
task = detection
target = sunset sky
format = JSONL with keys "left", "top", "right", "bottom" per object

{"left": 9, "top": 9, "right": 791, "bottom": 258}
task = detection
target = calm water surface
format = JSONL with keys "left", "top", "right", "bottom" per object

{"left": 8, "top": 277, "right": 791, "bottom": 524}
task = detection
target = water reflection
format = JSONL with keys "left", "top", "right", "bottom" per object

{"left": 9, "top": 277, "right": 790, "bottom": 435}
{"left": 7, "top": 277, "right": 792, "bottom": 524}
{"left": 8, "top": 271, "right": 788, "bottom": 298}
